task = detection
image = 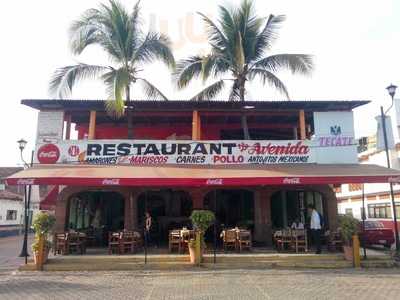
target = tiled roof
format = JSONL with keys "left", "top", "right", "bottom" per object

{"left": 0, "top": 190, "right": 23, "bottom": 201}
{"left": 0, "top": 167, "right": 23, "bottom": 180}
{"left": 21, "top": 99, "right": 370, "bottom": 112}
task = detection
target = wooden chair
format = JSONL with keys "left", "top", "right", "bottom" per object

{"left": 120, "top": 231, "right": 135, "bottom": 254}
{"left": 169, "top": 230, "right": 182, "bottom": 253}
{"left": 276, "top": 229, "right": 292, "bottom": 252}
{"left": 180, "top": 229, "right": 194, "bottom": 253}
{"left": 54, "top": 233, "right": 68, "bottom": 255}
{"left": 133, "top": 231, "right": 143, "bottom": 251}
{"left": 237, "top": 230, "right": 252, "bottom": 252}
{"left": 327, "top": 230, "right": 343, "bottom": 252}
{"left": 67, "top": 232, "right": 84, "bottom": 255}
{"left": 108, "top": 232, "right": 121, "bottom": 255}
{"left": 291, "top": 229, "right": 308, "bottom": 253}
{"left": 223, "top": 229, "right": 237, "bottom": 252}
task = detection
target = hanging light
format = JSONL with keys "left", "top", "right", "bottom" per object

{"left": 386, "top": 84, "right": 397, "bottom": 99}
{"left": 17, "top": 139, "right": 27, "bottom": 151}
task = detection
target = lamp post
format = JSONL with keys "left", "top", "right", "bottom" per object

{"left": 381, "top": 84, "right": 399, "bottom": 253}
{"left": 17, "top": 139, "right": 31, "bottom": 263}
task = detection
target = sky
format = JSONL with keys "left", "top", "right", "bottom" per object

{"left": 0, "top": 0, "right": 399, "bottom": 167}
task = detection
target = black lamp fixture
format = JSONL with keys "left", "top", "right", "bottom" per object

{"left": 386, "top": 84, "right": 397, "bottom": 99}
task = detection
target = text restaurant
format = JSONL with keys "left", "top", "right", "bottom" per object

{"left": 6, "top": 99, "right": 400, "bottom": 252}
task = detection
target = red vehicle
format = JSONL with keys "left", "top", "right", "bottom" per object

{"left": 359, "top": 221, "right": 394, "bottom": 249}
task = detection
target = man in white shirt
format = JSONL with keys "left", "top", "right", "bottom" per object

{"left": 308, "top": 205, "right": 322, "bottom": 254}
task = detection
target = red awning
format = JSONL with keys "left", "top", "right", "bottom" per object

{"left": 5, "top": 164, "right": 400, "bottom": 187}
{"left": 40, "top": 186, "right": 59, "bottom": 210}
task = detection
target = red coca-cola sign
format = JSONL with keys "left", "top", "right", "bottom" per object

{"left": 37, "top": 144, "right": 60, "bottom": 164}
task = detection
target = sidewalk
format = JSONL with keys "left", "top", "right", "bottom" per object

{"left": 0, "top": 234, "right": 34, "bottom": 271}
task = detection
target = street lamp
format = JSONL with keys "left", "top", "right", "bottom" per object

{"left": 17, "top": 139, "right": 31, "bottom": 263}
{"left": 381, "top": 84, "right": 399, "bottom": 253}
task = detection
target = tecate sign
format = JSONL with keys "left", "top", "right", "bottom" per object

{"left": 101, "top": 179, "right": 120, "bottom": 185}
{"left": 282, "top": 177, "right": 301, "bottom": 184}
{"left": 37, "top": 144, "right": 60, "bottom": 164}
{"left": 16, "top": 179, "right": 35, "bottom": 185}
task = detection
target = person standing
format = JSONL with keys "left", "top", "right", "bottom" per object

{"left": 144, "top": 212, "right": 152, "bottom": 247}
{"left": 308, "top": 205, "right": 322, "bottom": 254}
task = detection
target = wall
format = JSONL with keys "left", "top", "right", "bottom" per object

{"left": 0, "top": 199, "right": 24, "bottom": 226}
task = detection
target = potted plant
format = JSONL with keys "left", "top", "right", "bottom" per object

{"left": 31, "top": 211, "right": 56, "bottom": 269}
{"left": 189, "top": 210, "right": 215, "bottom": 265}
{"left": 338, "top": 215, "right": 360, "bottom": 261}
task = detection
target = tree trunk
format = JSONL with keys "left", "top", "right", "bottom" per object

{"left": 126, "top": 86, "right": 133, "bottom": 139}
{"left": 239, "top": 81, "right": 251, "bottom": 140}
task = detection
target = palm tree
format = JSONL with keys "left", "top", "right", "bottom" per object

{"left": 49, "top": 0, "right": 175, "bottom": 138}
{"left": 174, "top": 0, "right": 313, "bottom": 139}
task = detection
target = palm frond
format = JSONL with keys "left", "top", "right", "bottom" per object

{"left": 173, "top": 56, "right": 203, "bottom": 89}
{"left": 190, "top": 80, "right": 225, "bottom": 101}
{"left": 253, "top": 14, "right": 286, "bottom": 59}
{"left": 49, "top": 64, "right": 108, "bottom": 98}
{"left": 137, "top": 78, "right": 169, "bottom": 100}
{"left": 252, "top": 54, "right": 313, "bottom": 75}
{"left": 197, "top": 12, "right": 228, "bottom": 51}
{"left": 132, "top": 32, "right": 175, "bottom": 68}
{"left": 248, "top": 68, "right": 289, "bottom": 99}
{"left": 102, "top": 67, "right": 130, "bottom": 117}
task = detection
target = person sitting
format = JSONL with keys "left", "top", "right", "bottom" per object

{"left": 291, "top": 218, "right": 304, "bottom": 230}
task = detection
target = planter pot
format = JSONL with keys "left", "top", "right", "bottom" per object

{"left": 343, "top": 245, "right": 353, "bottom": 261}
{"left": 33, "top": 251, "right": 40, "bottom": 265}
{"left": 188, "top": 245, "right": 196, "bottom": 264}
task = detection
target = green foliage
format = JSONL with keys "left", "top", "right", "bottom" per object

{"left": 338, "top": 215, "right": 360, "bottom": 245}
{"left": 31, "top": 240, "right": 52, "bottom": 253}
{"left": 174, "top": 0, "right": 313, "bottom": 101}
{"left": 31, "top": 211, "right": 56, "bottom": 236}
{"left": 190, "top": 210, "right": 215, "bottom": 233}
{"left": 49, "top": 0, "right": 175, "bottom": 118}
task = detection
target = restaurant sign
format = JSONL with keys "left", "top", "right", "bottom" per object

{"left": 35, "top": 140, "right": 313, "bottom": 165}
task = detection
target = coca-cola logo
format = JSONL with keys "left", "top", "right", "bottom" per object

{"left": 68, "top": 145, "right": 80, "bottom": 157}
{"left": 388, "top": 177, "right": 400, "bottom": 184}
{"left": 282, "top": 177, "right": 301, "bottom": 184}
{"left": 17, "top": 179, "right": 35, "bottom": 185}
{"left": 37, "top": 144, "right": 60, "bottom": 164}
{"left": 206, "top": 178, "right": 223, "bottom": 185}
{"left": 102, "top": 179, "right": 120, "bottom": 185}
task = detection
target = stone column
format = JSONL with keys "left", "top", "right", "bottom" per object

{"left": 124, "top": 191, "right": 133, "bottom": 230}
{"left": 55, "top": 197, "right": 68, "bottom": 232}
{"left": 254, "top": 189, "right": 273, "bottom": 245}
{"left": 189, "top": 189, "right": 206, "bottom": 209}
{"left": 315, "top": 185, "right": 338, "bottom": 230}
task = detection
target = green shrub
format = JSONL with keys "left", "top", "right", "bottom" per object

{"left": 190, "top": 210, "right": 215, "bottom": 233}
{"left": 338, "top": 214, "right": 360, "bottom": 245}
{"left": 31, "top": 240, "right": 52, "bottom": 252}
{"left": 31, "top": 211, "right": 56, "bottom": 236}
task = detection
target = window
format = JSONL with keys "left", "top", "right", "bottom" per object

{"left": 6, "top": 210, "right": 17, "bottom": 220}
{"left": 349, "top": 184, "right": 362, "bottom": 192}
{"left": 367, "top": 203, "right": 400, "bottom": 219}
{"left": 345, "top": 208, "right": 353, "bottom": 216}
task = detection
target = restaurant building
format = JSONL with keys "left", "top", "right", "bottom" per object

{"left": 6, "top": 99, "right": 400, "bottom": 246}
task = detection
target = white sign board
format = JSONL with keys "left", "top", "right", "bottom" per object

{"left": 36, "top": 111, "right": 64, "bottom": 144}
{"left": 35, "top": 140, "right": 314, "bottom": 165}
{"left": 312, "top": 111, "right": 357, "bottom": 163}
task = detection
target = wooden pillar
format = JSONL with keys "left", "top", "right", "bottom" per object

{"left": 299, "top": 110, "right": 306, "bottom": 140}
{"left": 65, "top": 114, "right": 72, "bottom": 140}
{"left": 192, "top": 110, "right": 201, "bottom": 140}
{"left": 88, "top": 110, "right": 96, "bottom": 139}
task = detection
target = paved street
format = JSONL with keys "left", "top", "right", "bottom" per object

{"left": 0, "top": 268, "right": 400, "bottom": 299}
{"left": 0, "top": 234, "right": 33, "bottom": 271}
